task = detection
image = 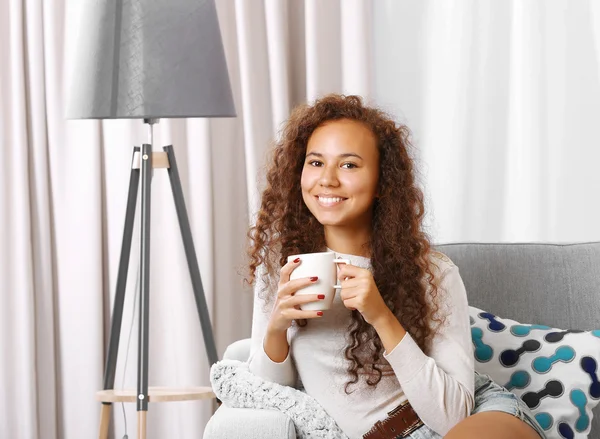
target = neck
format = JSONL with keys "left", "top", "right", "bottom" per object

{"left": 324, "top": 226, "right": 371, "bottom": 257}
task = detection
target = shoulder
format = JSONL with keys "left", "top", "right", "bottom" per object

{"left": 425, "top": 251, "right": 467, "bottom": 314}
{"left": 425, "top": 251, "right": 464, "bottom": 301}
{"left": 428, "top": 250, "right": 457, "bottom": 274}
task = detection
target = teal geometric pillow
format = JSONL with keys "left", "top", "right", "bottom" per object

{"left": 469, "top": 306, "right": 600, "bottom": 439}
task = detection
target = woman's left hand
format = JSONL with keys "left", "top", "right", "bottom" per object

{"left": 337, "top": 264, "right": 392, "bottom": 326}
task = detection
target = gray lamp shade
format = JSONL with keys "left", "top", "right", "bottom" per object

{"left": 67, "top": 0, "right": 236, "bottom": 119}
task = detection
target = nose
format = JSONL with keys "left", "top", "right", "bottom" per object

{"left": 318, "top": 165, "right": 339, "bottom": 187}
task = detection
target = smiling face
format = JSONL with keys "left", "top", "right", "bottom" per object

{"left": 301, "top": 119, "right": 380, "bottom": 237}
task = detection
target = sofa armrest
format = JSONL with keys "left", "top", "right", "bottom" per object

{"left": 205, "top": 339, "right": 296, "bottom": 439}
{"left": 223, "top": 338, "right": 251, "bottom": 361}
{"left": 204, "top": 404, "right": 296, "bottom": 439}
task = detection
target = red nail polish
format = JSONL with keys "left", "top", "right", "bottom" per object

{"left": 318, "top": 294, "right": 325, "bottom": 299}
{"left": 317, "top": 311, "right": 323, "bottom": 316}
{"left": 293, "top": 258, "right": 300, "bottom": 263}
{"left": 310, "top": 276, "right": 318, "bottom": 282}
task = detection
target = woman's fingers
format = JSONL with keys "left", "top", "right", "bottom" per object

{"left": 279, "top": 257, "right": 301, "bottom": 285}
{"left": 279, "top": 307, "right": 325, "bottom": 320}
{"left": 277, "top": 276, "right": 317, "bottom": 298}
{"left": 278, "top": 294, "right": 326, "bottom": 318}
{"left": 297, "top": 310, "right": 325, "bottom": 319}
{"left": 286, "top": 293, "right": 325, "bottom": 307}
{"left": 271, "top": 258, "right": 328, "bottom": 331}
{"left": 336, "top": 263, "right": 367, "bottom": 282}
{"left": 341, "top": 296, "right": 358, "bottom": 311}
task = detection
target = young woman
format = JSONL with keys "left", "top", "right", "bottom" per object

{"left": 246, "top": 94, "right": 545, "bottom": 439}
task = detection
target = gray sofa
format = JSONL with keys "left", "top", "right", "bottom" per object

{"left": 204, "top": 242, "right": 600, "bottom": 439}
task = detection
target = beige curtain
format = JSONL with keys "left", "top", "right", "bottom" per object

{"left": 0, "top": 0, "right": 374, "bottom": 437}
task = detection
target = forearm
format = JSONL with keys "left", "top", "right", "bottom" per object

{"left": 249, "top": 327, "right": 296, "bottom": 386}
{"left": 380, "top": 265, "right": 475, "bottom": 435}
{"left": 264, "top": 328, "right": 290, "bottom": 363}
{"left": 248, "top": 269, "right": 296, "bottom": 387}
{"left": 371, "top": 310, "right": 407, "bottom": 353}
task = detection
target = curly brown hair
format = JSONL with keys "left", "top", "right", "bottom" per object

{"left": 246, "top": 94, "right": 443, "bottom": 392}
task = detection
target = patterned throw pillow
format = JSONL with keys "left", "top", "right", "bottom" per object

{"left": 469, "top": 306, "right": 600, "bottom": 439}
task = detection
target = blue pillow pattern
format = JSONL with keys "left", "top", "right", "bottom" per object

{"left": 469, "top": 306, "right": 600, "bottom": 439}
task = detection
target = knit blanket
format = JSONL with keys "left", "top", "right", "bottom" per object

{"left": 210, "top": 359, "right": 348, "bottom": 439}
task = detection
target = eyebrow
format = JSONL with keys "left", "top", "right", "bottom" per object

{"left": 305, "top": 152, "right": 363, "bottom": 160}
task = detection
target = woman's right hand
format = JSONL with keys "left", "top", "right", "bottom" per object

{"left": 267, "top": 257, "right": 325, "bottom": 334}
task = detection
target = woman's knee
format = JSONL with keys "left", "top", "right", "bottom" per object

{"left": 444, "top": 411, "right": 541, "bottom": 439}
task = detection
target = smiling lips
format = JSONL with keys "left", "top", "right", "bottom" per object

{"left": 316, "top": 195, "right": 347, "bottom": 207}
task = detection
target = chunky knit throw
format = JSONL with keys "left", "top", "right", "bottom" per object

{"left": 210, "top": 359, "right": 348, "bottom": 439}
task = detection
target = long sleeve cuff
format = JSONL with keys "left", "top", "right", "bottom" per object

{"left": 248, "top": 337, "right": 296, "bottom": 387}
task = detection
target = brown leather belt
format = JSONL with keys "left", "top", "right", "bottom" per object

{"left": 363, "top": 400, "right": 424, "bottom": 439}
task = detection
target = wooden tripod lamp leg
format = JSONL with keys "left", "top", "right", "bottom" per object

{"left": 137, "top": 411, "right": 147, "bottom": 439}
{"left": 99, "top": 403, "right": 111, "bottom": 439}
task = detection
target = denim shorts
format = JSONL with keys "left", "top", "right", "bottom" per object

{"left": 404, "top": 371, "right": 547, "bottom": 439}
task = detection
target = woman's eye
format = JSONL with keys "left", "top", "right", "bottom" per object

{"left": 308, "top": 160, "right": 323, "bottom": 167}
{"left": 341, "top": 162, "right": 357, "bottom": 169}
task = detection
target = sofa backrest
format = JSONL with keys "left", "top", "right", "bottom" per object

{"left": 436, "top": 242, "right": 600, "bottom": 438}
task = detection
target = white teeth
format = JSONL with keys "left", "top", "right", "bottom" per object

{"left": 318, "top": 196, "right": 344, "bottom": 204}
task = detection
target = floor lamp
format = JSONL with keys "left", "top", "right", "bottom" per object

{"left": 66, "top": 1, "right": 236, "bottom": 438}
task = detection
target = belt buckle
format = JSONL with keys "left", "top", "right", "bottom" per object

{"left": 399, "top": 419, "right": 424, "bottom": 438}
{"left": 387, "top": 399, "right": 410, "bottom": 417}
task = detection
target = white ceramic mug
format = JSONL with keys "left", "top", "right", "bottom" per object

{"left": 287, "top": 251, "right": 349, "bottom": 311}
